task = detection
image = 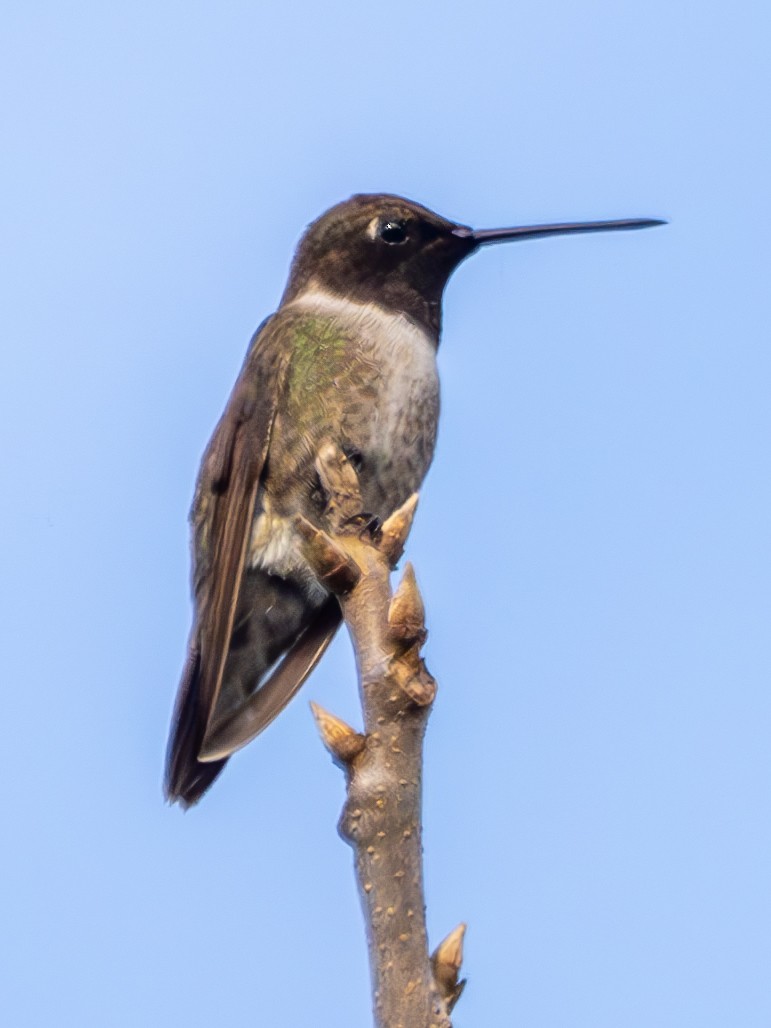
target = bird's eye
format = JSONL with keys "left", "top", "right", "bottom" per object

{"left": 379, "top": 220, "right": 408, "bottom": 244}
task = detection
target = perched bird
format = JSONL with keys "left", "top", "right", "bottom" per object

{"left": 165, "top": 193, "right": 662, "bottom": 806}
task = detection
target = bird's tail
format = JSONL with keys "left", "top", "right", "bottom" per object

{"left": 164, "top": 575, "right": 341, "bottom": 808}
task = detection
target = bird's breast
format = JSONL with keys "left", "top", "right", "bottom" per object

{"left": 279, "top": 291, "right": 439, "bottom": 499}
{"left": 249, "top": 290, "right": 440, "bottom": 582}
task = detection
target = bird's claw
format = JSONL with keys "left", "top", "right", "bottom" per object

{"left": 343, "top": 512, "right": 382, "bottom": 542}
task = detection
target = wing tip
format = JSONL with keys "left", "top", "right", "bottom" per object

{"left": 164, "top": 642, "right": 229, "bottom": 809}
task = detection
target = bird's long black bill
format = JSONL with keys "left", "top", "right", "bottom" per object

{"left": 468, "top": 218, "right": 666, "bottom": 245}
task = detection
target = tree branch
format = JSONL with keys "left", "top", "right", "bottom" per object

{"left": 300, "top": 442, "right": 465, "bottom": 1028}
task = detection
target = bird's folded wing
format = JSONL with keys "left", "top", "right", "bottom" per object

{"left": 165, "top": 318, "right": 288, "bottom": 800}
{"left": 193, "top": 324, "right": 289, "bottom": 733}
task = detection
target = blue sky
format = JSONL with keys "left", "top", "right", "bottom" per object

{"left": 2, "top": 3, "right": 769, "bottom": 1025}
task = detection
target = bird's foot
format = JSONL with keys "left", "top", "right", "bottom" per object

{"left": 344, "top": 512, "right": 382, "bottom": 542}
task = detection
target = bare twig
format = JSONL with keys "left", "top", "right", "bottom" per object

{"left": 302, "top": 443, "right": 465, "bottom": 1028}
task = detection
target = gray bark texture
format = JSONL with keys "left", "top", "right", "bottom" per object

{"left": 299, "top": 443, "right": 465, "bottom": 1028}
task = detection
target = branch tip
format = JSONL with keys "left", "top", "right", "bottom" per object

{"left": 431, "top": 923, "right": 467, "bottom": 1010}
{"left": 314, "top": 443, "right": 363, "bottom": 529}
{"left": 309, "top": 701, "right": 366, "bottom": 764}
{"left": 380, "top": 493, "right": 419, "bottom": 564}
{"left": 387, "top": 562, "right": 426, "bottom": 645}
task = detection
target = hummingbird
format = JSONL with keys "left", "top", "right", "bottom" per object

{"left": 165, "top": 193, "right": 663, "bottom": 806}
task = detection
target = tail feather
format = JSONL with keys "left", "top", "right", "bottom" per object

{"left": 165, "top": 572, "right": 341, "bottom": 808}
{"left": 199, "top": 597, "right": 341, "bottom": 761}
